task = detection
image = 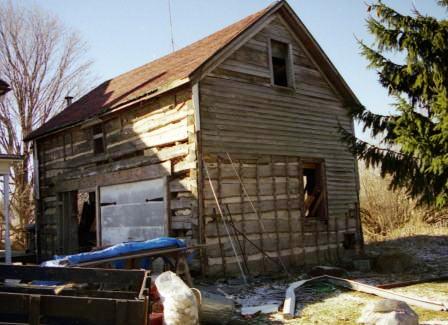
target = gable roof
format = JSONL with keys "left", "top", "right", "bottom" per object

{"left": 25, "top": 3, "right": 275, "bottom": 141}
{"left": 26, "top": 0, "right": 360, "bottom": 141}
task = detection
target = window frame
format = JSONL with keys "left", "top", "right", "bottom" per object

{"left": 301, "top": 159, "right": 329, "bottom": 221}
{"left": 268, "top": 37, "right": 296, "bottom": 89}
{"left": 92, "top": 123, "right": 106, "bottom": 155}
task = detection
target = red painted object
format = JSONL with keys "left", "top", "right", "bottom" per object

{"left": 149, "top": 312, "right": 164, "bottom": 325}
{"left": 149, "top": 282, "right": 164, "bottom": 324}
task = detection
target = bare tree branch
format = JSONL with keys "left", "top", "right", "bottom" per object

{"left": 0, "top": 1, "right": 93, "bottom": 248}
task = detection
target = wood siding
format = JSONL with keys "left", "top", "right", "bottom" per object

{"left": 199, "top": 15, "right": 359, "bottom": 274}
{"left": 36, "top": 87, "right": 199, "bottom": 259}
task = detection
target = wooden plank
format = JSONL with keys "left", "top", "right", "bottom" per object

{"left": 238, "top": 162, "right": 247, "bottom": 261}
{"left": 164, "top": 176, "right": 171, "bottom": 236}
{"left": 255, "top": 159, "right": 266, "bottom": 272}
{"left": 0, "top": 285, "right": 138, "bottom": 300}
{"left": 213, "top": 209, "right": 226, "bottom": 276}
{"left": 297, "top": 158, "right": 305, "bottom": 266}
{"left": 270, "top": 156, "right": 281, "bottom": 265}
{"left": 0, "top": 292, "right": 147, "bottom": 325}
{"left": 95, "top": 185, "right": 102, "bottom": 247}
{"left": 28, "top": 295, "right": 40, "bottom": 325}
{"left": 335, "top": 216, "right": 340, "bottom": 261}
{"left": 0, "top": 266, "right": 146, "bottom": 291}
{"left": 285, "top": 157, "right": 295, "bottom": 265}
{"left": 55, "top": 161, "right": 171, "bottom": 192}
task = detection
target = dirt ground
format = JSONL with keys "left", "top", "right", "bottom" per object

{"left": 198, "top": 234, "right": 448, "bottom": 324}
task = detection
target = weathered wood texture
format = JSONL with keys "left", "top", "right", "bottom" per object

{"left": 36, "top": 87, "right": 199, "bottom": 259}
{"left": 199, "top": 15, "right": 359, "bottom": 274}
{"left": 201, "top": 155, "right": 358, "bottom": 275}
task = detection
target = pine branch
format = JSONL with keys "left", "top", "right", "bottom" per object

{"left": 338, "top": 125, "right": 410, "bottom": 161}
{"left": 348, "top": 104, "right": 395, "bottom": 138}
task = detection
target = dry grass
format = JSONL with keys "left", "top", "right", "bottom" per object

{"left": 359, "top": 164, "right": 448, "bottom": 242}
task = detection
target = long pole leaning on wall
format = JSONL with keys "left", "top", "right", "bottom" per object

{"left": 203, "top": 160, "right": 248, "bottom": 284}
{"left": 225, "top": 152, "right": 290, "bottom": 275}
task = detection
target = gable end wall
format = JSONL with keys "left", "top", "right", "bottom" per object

{"left": 198, "top": 14, "right": 360, "bottom": 274}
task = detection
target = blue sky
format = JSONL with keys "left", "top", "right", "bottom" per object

{"left": 26, "top": 0, "right": 445, "bottom": 139}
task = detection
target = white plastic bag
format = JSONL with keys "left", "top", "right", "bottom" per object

{"left": 155, "top": 271, "right": 199, "bottom": 325}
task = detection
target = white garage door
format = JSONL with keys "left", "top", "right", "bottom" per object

{"left": 100, "top": 178, "right": 166, "bottom": 246}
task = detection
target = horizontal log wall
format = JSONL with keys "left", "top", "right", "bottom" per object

{"left": 36, "top": 86, "right": 199, "bottom": 259}
{"left": 199, "top": 15, "right": 359, "bottom": 274}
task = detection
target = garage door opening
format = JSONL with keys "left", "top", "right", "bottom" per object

{"left": 99, "top": 178, "right": 167, "bottom": 246}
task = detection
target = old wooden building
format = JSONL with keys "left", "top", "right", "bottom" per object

{"left": 26, "top": 1, "right": 362, "bottom": 274}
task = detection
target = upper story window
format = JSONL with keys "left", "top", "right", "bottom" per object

{"left": 92, "top": 124, "right": 105, "bottom": 154}
{"left": 270, "top": 39, "right": 294, "bottom": 88}
{"left": 63, "top": 132, "right": 73, "bottom": 159}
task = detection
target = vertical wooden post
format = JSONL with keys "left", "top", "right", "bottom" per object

{"left": 28, "top": 295, "right": 41, "bottom": 325}
{"left": 354, "top": 202, "right": 364, "bottom": 254}
{"left": 213, "top": 208, "right": 226, "bottom": 276}
{"left": 255, "top": 159, "right": 266, "bottom": 272}
{"left": 217, "top": 158, "right": 225, "bottom": 270}
{"left": 326, "top": 218, "right": 331, "bottom": 263}
{"left": 297, "top": 158, "right": 306, "bottom": 266}
{"left": 238, "top": 161, "right": 247, "bottom": 258}
{"left": 197, "top": 143, "right": 206, "bottom": 275}
{"left": 271, "top": 156, "right": 281, "bottom": 268}
{"left": 163, "top": 176, "right": 171, "bottom": 236}
{"left": 284, "top": 156, "right": 294, "bottom": 266}
{"left": 335, "top": 216, "right": 340, "bottom": 262}
{"left": 95, "top": 186, "right": 102, "bottom": 247}
{"left": 345, "top": 210, "right": 349, "bottom": 235}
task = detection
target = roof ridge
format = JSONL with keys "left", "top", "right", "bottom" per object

{"left": 25, "top": 1, "right": 283, "bottom": 140}
{"left": 99, "top": 1, "right": 279, "bottom": 86}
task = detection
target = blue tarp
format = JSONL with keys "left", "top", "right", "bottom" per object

{"left": 42, "top": 237, "right": 186, "bottom": 267}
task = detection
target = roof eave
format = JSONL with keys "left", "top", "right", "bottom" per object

{"left": 24, "top": 77, "right": 191, "bottom": 142}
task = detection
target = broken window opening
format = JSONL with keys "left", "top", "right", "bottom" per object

{"left": 92, "top": 124, "right": 105, "bottom": 154}
{"left": 270, "top": 39, "right": 293, "bottom": 87}
{"left": 303, "top": 162, "right": 327, "bottom": 219}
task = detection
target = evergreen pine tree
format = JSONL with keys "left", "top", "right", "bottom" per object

{"left": 341, "top": 1, "right": 448, "bottom": 208}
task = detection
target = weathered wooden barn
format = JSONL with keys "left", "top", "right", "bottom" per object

{"left": 25, "top": 1, "right": 362, "bottom": 275}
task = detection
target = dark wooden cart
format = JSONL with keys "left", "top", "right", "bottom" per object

{"left": 0, "top": 265, "right": 150, "bottom": 325}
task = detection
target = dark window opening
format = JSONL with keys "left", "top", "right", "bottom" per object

{"left": 303, "top": 162, "right": 327, "bottom": 219}
{"left": 343, "top": 232, "right": 356, "bottom": 250}
{"left": 77, "top": 191, "right": 97, "bottom": 252}
{"left": 63, "top": 132, "right": 73, "bottom": 159}
{"left": 271, "top": 39, "right": 291, "bottom": 87}
{"left": 58, "top": 190, "right": 97, "bottom": 255}
{"left": 92, "top": 124, "right": 105, "bottom": 154}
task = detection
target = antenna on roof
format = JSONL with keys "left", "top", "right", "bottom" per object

{"left": 168, "top": 0, "right": 175, "bottom": 52}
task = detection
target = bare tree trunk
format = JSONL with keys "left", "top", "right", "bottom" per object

{"left": 0, "top": 1, "right": 92, "bottom": 249}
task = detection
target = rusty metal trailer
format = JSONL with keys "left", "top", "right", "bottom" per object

{"left": 0, "top": 265, "right": 150, "bottom": 325}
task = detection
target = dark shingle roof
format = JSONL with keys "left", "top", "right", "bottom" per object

{"left": 25, "top": 3, "right": 275, "bottom": 140}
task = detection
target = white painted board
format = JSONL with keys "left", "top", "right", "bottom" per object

{"left": 100, "top": 178, "right": 166, "bottom": 246}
